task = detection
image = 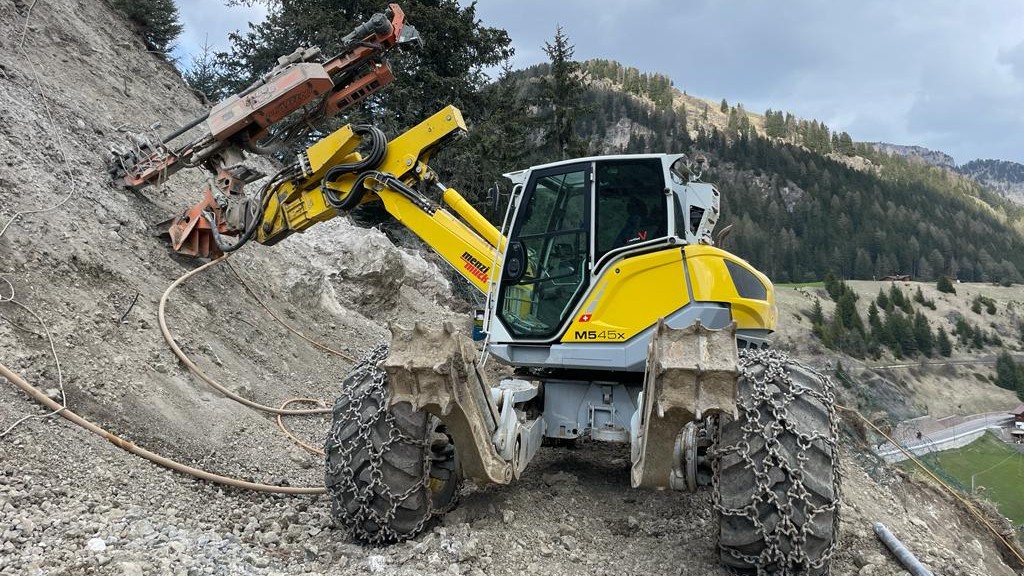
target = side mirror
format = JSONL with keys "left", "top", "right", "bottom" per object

{"left": 504, "top": 241, "right": 526, "bottom": 283}
{"left": 670, "top": 156, "right": 692, "bottom": 183}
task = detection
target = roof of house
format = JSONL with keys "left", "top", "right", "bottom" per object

{"left": 1012, "top": 404, "right": 1024, "bottom": 416}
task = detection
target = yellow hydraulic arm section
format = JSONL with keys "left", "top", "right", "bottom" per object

{"left": 255, "top": 106, "right": 502, "bottom": 294}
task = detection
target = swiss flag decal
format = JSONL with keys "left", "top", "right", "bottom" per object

{"left": 579, "top": 314, "right": 592, "bottom": 322}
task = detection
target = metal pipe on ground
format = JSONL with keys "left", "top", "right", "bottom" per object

{"left": 873, "top": 522, "right": 933, "bottom": 576}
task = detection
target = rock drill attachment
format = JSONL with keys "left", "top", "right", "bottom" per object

{"left": 106, "top": 4, "right": 419, "bottom": 258}
{"left": 630, "top": 320, "right": 739, "bottom": 490}
{"left": 383, "top": 323, "right": 513, "bottom": 485}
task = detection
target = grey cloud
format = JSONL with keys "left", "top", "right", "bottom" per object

{"left": 176, "top": 0, "right": 1024, "bottom": 163}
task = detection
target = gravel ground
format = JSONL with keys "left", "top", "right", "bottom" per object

{"left": 0, "top": 1, "right": 1021, "bottom": 575}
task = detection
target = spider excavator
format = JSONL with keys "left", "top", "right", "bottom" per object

{"left": 107, "top": 6, "right": 839, "bottom": 574}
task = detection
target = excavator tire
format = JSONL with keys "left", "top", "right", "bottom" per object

{"left": 324, "top": 346, "right": 460, "bottom": 544}
{"left": 715, "top": 350, "right": 839, "bottom": 575}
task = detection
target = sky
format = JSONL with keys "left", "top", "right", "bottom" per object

{"left": 173, "top": 0, "right": 1024, "bottom": 165}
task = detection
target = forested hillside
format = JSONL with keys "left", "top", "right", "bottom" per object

{"left": 185, "top": 6, "right": 1024, "bottom": 284}
{"left": 467, "top": 59, "right": 1024, "bottom": 284}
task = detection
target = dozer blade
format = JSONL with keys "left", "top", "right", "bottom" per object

{"left": 631, "top": 320, "right": 739, "bottom": 489}
{"left": 383, "top": 323, "right": 513, "bottom": 485}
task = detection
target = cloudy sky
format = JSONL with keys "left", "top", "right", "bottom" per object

{"left": 174, "top": 0, "right": 1024, "bottom": 164}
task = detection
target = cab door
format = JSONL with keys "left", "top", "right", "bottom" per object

{"left": 498, "top": 163, "right": 591, "bottom": 340}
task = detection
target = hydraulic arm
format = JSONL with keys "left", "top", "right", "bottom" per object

{"left": 252, "top": 105, "right": 503, "bottom": 294}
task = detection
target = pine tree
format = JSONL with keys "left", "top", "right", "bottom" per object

{"left": 824, "top": 271, "right": 841, "bottom": 301}
{"left": 889, "top": 285, "right": 905, "bottom": 309}
{"left": 912, "top": 311, "right": 933, "bottom": 357}
{"left": 836, "top": 291, "right": 865, "bottom": 335}
{"left": 936, "top": 327, "right": 952, "bottom": 357}
{"left": 110, "top": 0, "right": 183, "bottom": 54}
{"left": 971, "top": 328, "right": 984, "bottom": 349}
{"left": 183, "top": 37, "right": 221, "bottom": 101}
{"left": 876, "top": 288, "right": 891, "bottom": 313}
{"left": 867, "top": 301, "right": 884, "bottom": 338}
{"left": 996, "top": 352, "right": 1019, "bottom": 391}
{"left": 810, "top": 298, "right": 825, "bottom": 326}
{"left": 541, "top": 26, "right": 587, "bottom": 159}
{"left": 720, "top": 98, "right": 728, "bottom": 113}
{"left": 937, "top": 275, "right": 956, "bottom": 294}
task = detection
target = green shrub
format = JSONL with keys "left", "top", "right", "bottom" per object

{"left": 937, "top": 276, "right": 956, "bottom": 294}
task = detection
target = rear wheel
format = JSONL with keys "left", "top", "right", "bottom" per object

{"left": 324, "top": 345, "right": 460, "bottom": 543}
{"left": 714, "top": 349, "right": 840, "bottom": 575}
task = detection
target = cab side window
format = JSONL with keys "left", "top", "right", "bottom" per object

{"left": 595, "top": 159, "right": 667, "bottom": 262}
{"left": 499, "top": 165, "right": 590, "bottom": 338}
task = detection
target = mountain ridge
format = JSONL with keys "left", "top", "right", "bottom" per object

{"left": 490, "top": 58, "right": 1024, "bottom": 283}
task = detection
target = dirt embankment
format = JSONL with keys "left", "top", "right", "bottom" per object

{"left": 774, "top": 280, "right": 1023, "bottom": 421}
{"left": 0, "top": 1, "right": 1020, "bottom": 575}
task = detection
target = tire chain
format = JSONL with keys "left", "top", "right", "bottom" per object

{"left": 323, "top": 342, "right": 436, "bottom": 544}
{"left": 712, "top": 349, "right": 842, "bottom": 575}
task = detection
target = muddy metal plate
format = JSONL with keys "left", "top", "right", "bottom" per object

{"left": 630, "top": 320, "right": 739, "bottom": 489}
{"left": 383, "top": 323, "right": 513, "bottom": 485}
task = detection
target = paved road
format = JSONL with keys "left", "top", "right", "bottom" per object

{"left": 876, "top": 412, "right": 1014, "bottom": 462}
{"left": 869, "top": 353, "right": 1024, "bottom": 371}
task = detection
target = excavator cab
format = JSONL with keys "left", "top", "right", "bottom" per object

{"left": 498, "top": 157, "right": 671, "bottom": 339}
{"left": 484, "top": 154, "right": 775, "bottom": 372}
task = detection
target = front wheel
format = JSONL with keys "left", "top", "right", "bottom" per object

{"left": 324, "top": 345, "right": 460, "bottom": 544}
{"left": 714, "top": 349, "right": 840, "bottom": 575}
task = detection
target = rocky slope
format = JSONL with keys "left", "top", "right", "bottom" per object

{"left": 0, "top": 1, "right": 1021, "bottom": 575}
{"left": 959, "top": 159, "right": 1024, "bottom": 206}
{"left": 869, "top": 143, "right": 957, "bottom": 170}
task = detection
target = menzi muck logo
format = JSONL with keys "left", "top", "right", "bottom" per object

{"left": 460, "top": 252, "right": 490, "bottom": 283}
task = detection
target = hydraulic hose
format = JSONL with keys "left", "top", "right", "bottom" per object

{"left": 321, "top": 125, "right": 387, "bottom": 211}
{"left": 158, "top": 257, "right": 332, "bottom": 416}
{"left": 0, "top": 361, "right": 325, "bottom": 494}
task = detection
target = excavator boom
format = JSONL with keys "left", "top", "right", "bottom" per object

{"left": 255, "top": 105, "right": 503, "bottom": 293}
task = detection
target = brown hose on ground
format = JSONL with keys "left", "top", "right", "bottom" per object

{"left": 158, "top": 256, "right": 332, "bottom": 416}
{"left": 225, "top": 260, "right": 356, "bottom": 363}
{"left": 276, "top": 398, "right": 328, "bottom": 457}
{"left": 0, "top": 361, "right": 326, "bottom": 494}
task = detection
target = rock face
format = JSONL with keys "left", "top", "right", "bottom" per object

{"left": 870, "top": 142, "right": 957, "bottom": 169}
{"left": 959, "top": 158, "right": 1024, "bottom": 206}
{"left": 0, "top": 1, "right": 1021, "bottom": 576}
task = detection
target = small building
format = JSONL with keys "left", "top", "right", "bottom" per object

{"left": 1011, "top": 404, "right": 1024, "bottom": 431}
{"left": 880, "top": 274, "right": 911, "bottom": 282}
{"left": 1012, "top": 429, "right": 1024, "bottom": 444}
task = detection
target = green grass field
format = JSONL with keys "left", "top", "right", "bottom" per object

{"left": 916, "top": 433, "right": 1024, "bottom": 526}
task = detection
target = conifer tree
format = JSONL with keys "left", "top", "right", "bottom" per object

{"left": 936, "top": 326, "right": 953, "bottom": 357}
{"left": 937, "top": 275, "right": 956, "bottom": 294}
{"left": 912, "top": 311, "right": 933, "bottom": 357}
{"left": 541, "top": 26, "right": 586, "bottom": 159}
{"left": 110, "top": 0, "right": 183, "bottom": 54}
{"left": 183, "top": 37, "right": 221, "bottom": 101}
